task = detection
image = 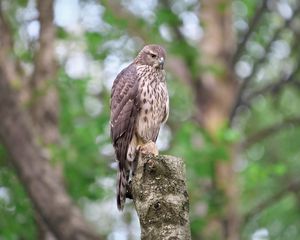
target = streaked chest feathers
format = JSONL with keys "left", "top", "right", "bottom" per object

{"left": 136, "top": 65, "right": 169, "bottom": 141}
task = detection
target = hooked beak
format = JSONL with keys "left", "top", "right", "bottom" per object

{"left": 158, "top": 57, "right": 164, "bottom": 69}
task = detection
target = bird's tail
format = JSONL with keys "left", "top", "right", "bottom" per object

{"left": 117, "top": 168, "right": 128, "bottom": 210}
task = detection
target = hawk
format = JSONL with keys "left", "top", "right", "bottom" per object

{"left": 110, "top": 44, "right": 169, "bottom": 210}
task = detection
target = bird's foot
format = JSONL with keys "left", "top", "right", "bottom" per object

{"left": 137, "top": 141, "right": 159, "bottom": 157}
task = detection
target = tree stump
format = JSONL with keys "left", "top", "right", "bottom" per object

{"left": 132, "top": 154, "right": 191, "bottom": 240}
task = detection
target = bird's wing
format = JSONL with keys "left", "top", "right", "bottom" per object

{"left": 110, "top": 64, "right": 139, "bottom": 169}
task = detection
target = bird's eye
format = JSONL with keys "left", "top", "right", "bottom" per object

{"left": 150, "top": 53, "right": 157, "bottom": 58}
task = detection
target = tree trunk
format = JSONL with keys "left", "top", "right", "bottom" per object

{"left": 30, "top": 0, "right": 60, "bottom": 238}
{"left": 30, "top": 0, "right": 59, "bottom": 145}
{"left": 0, "top": 70, "right": 101, "bottom": 240}
{"left": 132, "top": 154, "right": 191, "bottom": 240}
{"left": 198, "top": 0, "right": 240, "bottom": 239}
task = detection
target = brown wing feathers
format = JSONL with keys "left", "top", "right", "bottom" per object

{"left": 110, "top": 64, "right": 140, "bottom": 210}
{"left": 110, "top": 64, "right": 139, "bottom": 160}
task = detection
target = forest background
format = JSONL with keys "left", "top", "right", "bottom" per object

{"left": 0, "top": 0, "right": 300, "bottom": 239}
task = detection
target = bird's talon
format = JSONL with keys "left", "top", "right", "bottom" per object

{"left": 139, "top": 141, "right": 159, "bottom": 156}
{"left": 136, "top": 145, "right": 141, "bottom": 151}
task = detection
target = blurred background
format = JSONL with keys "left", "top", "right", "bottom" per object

{"left": 0, "top": 0, "right": 300, "bottom": 239}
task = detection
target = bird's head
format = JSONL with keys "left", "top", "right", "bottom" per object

{"left": 135, "top": 44, "right": 166, "bottom": 70}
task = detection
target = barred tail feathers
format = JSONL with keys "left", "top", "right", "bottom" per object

{"left": 117, "top": 168, "right": 129, "bottom": 210}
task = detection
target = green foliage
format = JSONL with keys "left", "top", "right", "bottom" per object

{"left": 103, "top": 9, "right": 128, "bottom": 29}
{"left": 57, "top": 27, "right": 69, "bottom": 40}
{"left": 156, "top": 7, "right": 182, "bottom": 26}
{"left": 17, "top": 0, "right": 28, "bottom": 7}
{"left": 2, "top": 0, "right": 300, "bottom": 239}
{"left": 57, "top": 72, "right": 111, "bottom": 201}
{"left": 85, "top": 32, "right": 104, "bottom": 59}
{"left": 0, "top": 158, "right": 36, "bottom": 240}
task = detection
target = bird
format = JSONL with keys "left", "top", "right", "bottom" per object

{"left": 110, "top": 44, "right": 169, "bottom": 210}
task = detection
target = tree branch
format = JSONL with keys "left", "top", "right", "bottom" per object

{"left": 160, "top": 0, "right": 186, "bottom": 42}
{"left": 0, "top": 70, "right": 101, "bottom": 240}
{"left": 232, "top": 0, "right": 269, "bottom": 65}
{"left": 132, "top": 154, "right": 191, "bottom": 240}
{"left": 0, "top": 4, "right": 13, "bottom": 52}
{"left": 242, "top": 39, "right": 300, "bottom": 105}
{"left": 29, "top": 0, "right": 59, "bottom": 144}
{"left": 244, "top": 75, "right": 294, "bottom": 103}
{"left": 244, "top": 68, "right": 300, "bottom": 105}
{"left": 0, "top": 4, "right": 19, "bottom": 83}
{"left": 243, "top": 180, "right": 300, "bottom": 224}
{"left": 101, "top": 0, "right": 149, "bottom": 41}
{"left": 159, "top": 0, "right": 196, "bottom": 87}
{"left": 32, "top": 0, "right": 56, "bottom": 87}
{"left": 241, "top": 116, "right": 300, "bottom": 149}
{"left": 28, "top": 1, "right": 61, "bottom": 238}
{"left": 229, "top": 5, "right": 300, "bottom": 125}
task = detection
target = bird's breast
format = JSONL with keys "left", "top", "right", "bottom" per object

{"left": 136, "top": 66, "right": 168, "bottom": 141}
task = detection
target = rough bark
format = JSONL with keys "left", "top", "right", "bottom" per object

{"left": 0, "top": 70, "right": 101, "bottom": 240}
{"left": 132, "top": 154, "right": 191, "bottom": 240}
